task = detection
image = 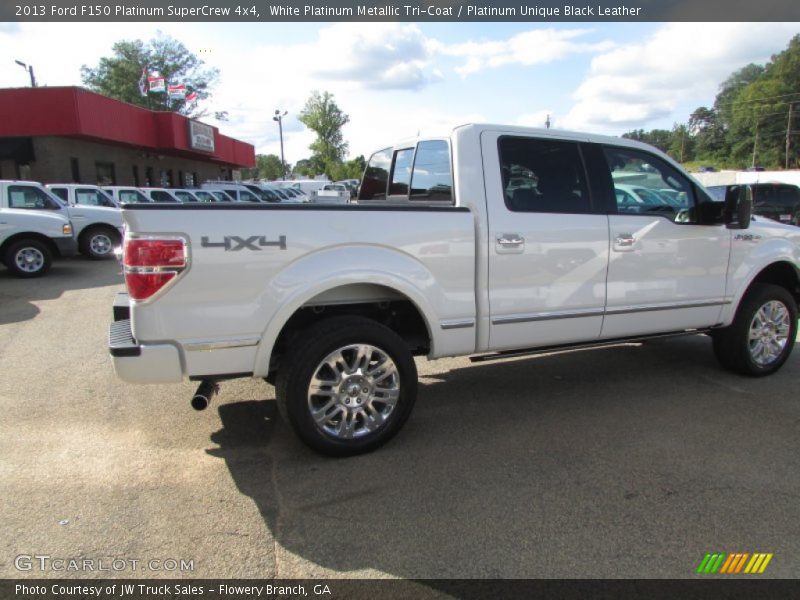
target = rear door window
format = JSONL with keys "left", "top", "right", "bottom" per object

{"left": 499, "top": 136, "right": 591, "bottom": 213}
{"left": 358, "top": 148, "right": 392, "bottom": 200}
{"left": 388, "top": 148, "right": 414, "bottom": 197}
{"left": 410, "top": 140, "right": 452, "bottom": 203}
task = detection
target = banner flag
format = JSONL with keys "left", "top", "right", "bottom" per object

{"left": 168, "top": 83, "right": 186, "bottom": 100}
{"left": 147, "top": 75, "right": 166, "bottom": 93}
{"left": 137, "top": 68, "right": 148, "bottom": 97}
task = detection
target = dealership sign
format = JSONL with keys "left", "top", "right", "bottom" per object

{"left": 189, "top": 120, "right": 215, "bottom": 152}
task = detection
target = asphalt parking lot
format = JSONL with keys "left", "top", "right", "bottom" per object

{"left": 1, "top": 258, "right": 799, "bottom": 580}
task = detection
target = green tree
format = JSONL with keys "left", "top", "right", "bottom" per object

{"left": 255, "top": 154, "right": 288, "bottom": 180}
{"left": 81, "top": 32, "right": 219, "bottom": 116}
{"left": 667, "top": 124, "right": 694, "bottom": 162}
{"left": 298, "top": 91, "right": 350, "bottom": 178}
{"left": 329, "top": 156, "right": 366, "bottom": 181}
{"left": 622, "top": 128, "right": 673, "bottom": 152}
{"left": 688, "top": 107, "right": 725, "bottom": 160}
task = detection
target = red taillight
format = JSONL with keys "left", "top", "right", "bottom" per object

{"left": 125, "top": 239, "right": 186, "bottom": 268}
{"left": 123, "top": 238, "right": 187, "bottom": 301}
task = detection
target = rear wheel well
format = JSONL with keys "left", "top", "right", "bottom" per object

{"left": 749, "top": 262, "right": 800, "bottom": 305}
{"left": 0, "top": 232, "right": 59, "bottom": 259}
{"left": 269, "top": 288, "right": 431, "bottom": 380}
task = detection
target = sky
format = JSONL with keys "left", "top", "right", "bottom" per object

{"left": 1, "top": 21, "right": 798, "bottom": 165}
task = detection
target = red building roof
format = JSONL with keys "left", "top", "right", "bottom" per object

{"left": 0, "top": 86, "right": 255, "bottom": 168}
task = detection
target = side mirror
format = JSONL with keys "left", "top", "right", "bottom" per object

{"left": 724, "top": 185, "right": 752, "bottom": 229}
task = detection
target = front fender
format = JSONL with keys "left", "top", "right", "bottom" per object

{"left": 720, "top": 235, "right": 800, "bottom": 326}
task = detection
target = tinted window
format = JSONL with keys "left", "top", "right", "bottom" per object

{"left": 499, "top": 137, "right": 590, "bottom": 213}
{"left": 239, "top": 190, "right": 260, "bottom": 203}
{"left": 150, "top": 191, "right": 177, "bottom": 202}
{"left": 173, "top": 191, "right": 196, "bottom": 202}
{"left": 119, "top": 190, "right": 149, "bottom": 204}
{"left": 410, "top": 140, "right": 452, "bottom": 203}
{"left": 359, "top": 148, "right": 392, "bottom": 200}
{"left": 50, "top": 188, "right": 68, "bottom": 202}
{"left": 603, "top": 146, "right": 695, "bottom": 223}
{"left": 755, "top": 184, "right": 800, "bottom": 208}
{"left": 389, "top": 148, "right": 414, "bottom": 196}
{"left": 8, "top": 185, "right": 60, "bottom": 210}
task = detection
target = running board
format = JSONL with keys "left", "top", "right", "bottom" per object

{"left": 469, "top": 329, "right": 710, "bottom": 363}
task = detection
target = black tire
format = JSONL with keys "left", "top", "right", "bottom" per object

{"left": 712, "top": 283, "right": 798, "bottom": 376}
{"left": 3, "top": 239, "right": 52, "bottom": 278}
{"left": 275, "top": 316, "right": 418, "bottom": 456}
{"left": 79, "top": 226, "right": 119, "bottom": 260}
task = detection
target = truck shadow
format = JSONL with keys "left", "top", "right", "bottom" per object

{"left": 0, "top": 257, "right": 122, "bottom": 325}
{"left": 206, "top": 335, "right": 800, "bottom": 578}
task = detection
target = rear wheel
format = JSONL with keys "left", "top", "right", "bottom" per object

{"left": 80, "top": 226, "right": 118, "bottom": 260}
{"left": 276, "top": 316, "right": 418, "bottom": 456}
{"left": 712, "top": 283, "right": 797, "bottom": 376}
{"left": 4, "top": 239, "right": 52, "bottom": 278}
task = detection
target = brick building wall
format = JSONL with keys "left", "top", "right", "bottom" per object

{"left": 27, "top": 137, "right": 234, "bottom": 186}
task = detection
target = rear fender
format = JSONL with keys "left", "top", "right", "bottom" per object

{"left": 252, "top": 245, "right": 446, "bottom": 377}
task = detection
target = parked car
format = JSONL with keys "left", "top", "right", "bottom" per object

{"left": 0, "top": 181, "right": 77, "bottom": 276}
{"left": 102, "top": 186, "right": 152, "bottom": 205}
{"left": 140, "top": 188, "right": 181, "bottom": 203}
{"left": 240, "top": 182, "right": 281, "bottom": 203}
{"left": 336, "top": 179, "right": 360, "bottom": 198}
{"left": 171, "top": 189, "right": 203, "bottom": 203}
{"left": 190, "top": 189, "right": 228, "bottom": 203}
{"left": 706, "top": 183, "right": 800, "bottom": 226}
{"left": 316, "top": 183, "right": 350, "bottom": 204}
{"left": 109, "top": 125, "right": 799, "bottom": 457}
{"left": 201, "top": 182, "right": 261, "bottom": 203}
{"left": 48, "top": 184, "right": 118, "bottom": 208}
{"left": 39, "top": 183, "right": 124, "bottom": 259}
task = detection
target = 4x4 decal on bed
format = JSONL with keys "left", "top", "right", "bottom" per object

{"left": 200, "top": 235, "right": 286, "bottom": 251}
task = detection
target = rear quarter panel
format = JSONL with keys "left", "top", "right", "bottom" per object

{"left": 123, "top": 205, "right": 476, "bottom": 377}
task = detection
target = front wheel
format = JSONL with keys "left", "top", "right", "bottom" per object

{"left": 4, "top": 239, "right": 52, "bottom": 278}
{"left": 712, "top": 283, "right": 797, "bottom": 376}
{"left": 80, "top": 226, "right": 119, "bottom": 260}
{"left": 275, "top": 316, "right": 418, "bottom": 456}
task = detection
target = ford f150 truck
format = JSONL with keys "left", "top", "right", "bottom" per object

{"left": 45, "top": 183, "right": 125, "bottom": 259}
{"left": 0, "top": 186, "right": 76, "bottom": 277}
{"left": 109, "top": 124, "right": 800, "bottom": 455}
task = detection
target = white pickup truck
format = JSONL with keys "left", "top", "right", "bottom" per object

{"left": 109, "top": 124, "right": 800, "bottom": 455}
{"left": 0, "top": 182, "right": 77, "bottom": 277}
{"left": 314, "top": 183, "right": 351, "bottom": 204}
{"left": 40, "top": 183, "right": 124, "bottom": 259}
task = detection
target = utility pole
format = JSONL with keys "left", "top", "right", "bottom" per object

{"left": 273, "top": 110, "right": 288, "bottom": 178}
{"left": 545, "top": 114, "right": 551, "bottom": 129}
{"left": 14, "top": 60, "right": 36, "bottom": 87}
{"left": 786, "top": 103, "right": 794, "bottom": 170}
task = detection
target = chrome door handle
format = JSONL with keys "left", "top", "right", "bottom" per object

{"left": 497, "top": 235, "right": 525, "bottom": 246}
{"left": 615, "top": 234, "right": 635, "bottom": 247}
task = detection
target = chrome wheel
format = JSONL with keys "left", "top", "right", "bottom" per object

{"left": 307, "top": 344, "right": 400, "bottom": 439}
{"left": 15, "top": 247, "right": 45, "bottom": 273}
{"left": 748, "top": 300, "right": 791, "bottom": 366}
{"left": 90, "top": 233, "right": 113, "bottom": 256}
